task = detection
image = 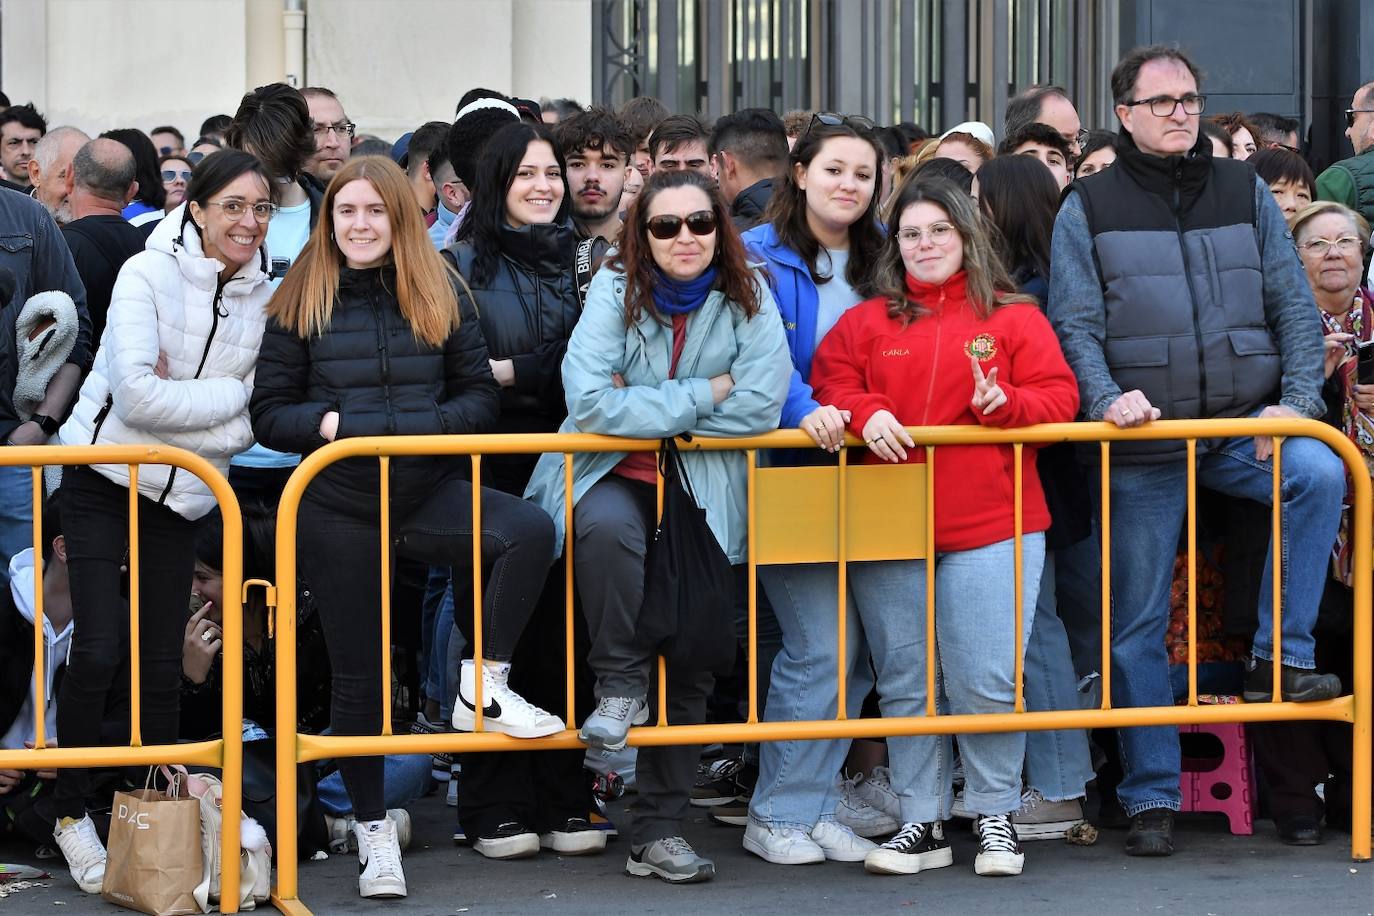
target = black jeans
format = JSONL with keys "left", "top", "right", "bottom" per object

{"left": 300, "top": 476, "right": 555, "bottom": 821}
{"left": 55, "top": 465, "right": 200, "bottom": 819}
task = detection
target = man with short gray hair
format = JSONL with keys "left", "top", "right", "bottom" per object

{"left": 27, "top": 126, "right": 89, "bottom": 224}
{"left": 61, "top": 138, "right": 146, "bottom": 344}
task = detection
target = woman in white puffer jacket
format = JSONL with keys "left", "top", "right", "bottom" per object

{"left": 50, "top": 149, "right": 275, "bottom": 895}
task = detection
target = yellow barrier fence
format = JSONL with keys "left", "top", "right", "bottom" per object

{"left": 0, "top": 445, "right": 245, "bottom": 912}
{"left": 268, "top": 419, "right": 1370, "bottom": 915}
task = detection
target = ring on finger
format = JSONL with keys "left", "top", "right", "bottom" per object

{"left": 201, "top": 629, "right": 214, "bottom": 642}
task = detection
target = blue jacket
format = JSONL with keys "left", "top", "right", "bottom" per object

{"left": 524, "top": 266, "right": 791, "bottom": 563}
{"left": 741, "top": 222, "right": 828, "bottom": 429}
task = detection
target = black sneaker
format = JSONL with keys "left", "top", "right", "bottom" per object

{"left": 539, "top": 817, "right": 607, "bottom": 855}
{"left": 691, "top": 757, "right": 755, "bottom": 807}
{"left": 709, "top": 789, "right": 752, "bottom": 827}
{"left": 472, "top": 821, "right": 539, "bottom": 860}
{"left": 1242, "top": 657, "right": 1342, "bottom": 703}
{"left": 863, "top": 821, "right": 953, "bottom": 875}
{"left": 1124, "top": 808, "right": 1175, "bottom": 857}
{"left": 1275, "top": 813, "right": 1323, "bottom": 846}
{"left": 973, "top": 813, "right": 1025, "bottom": 876}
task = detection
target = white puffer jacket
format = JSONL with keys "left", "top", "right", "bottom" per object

{"left": 57, "top": 204, "right": 272, "bottom": 520}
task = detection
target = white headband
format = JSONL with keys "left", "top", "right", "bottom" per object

{"left": 455, "top": 97, "right": 521, "bottom": 121}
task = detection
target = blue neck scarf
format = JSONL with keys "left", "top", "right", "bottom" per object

{"left": 651, "top": 266, "right": 717, "bottom": 316}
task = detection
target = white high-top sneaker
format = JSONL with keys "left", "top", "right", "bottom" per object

{"left": 451, "top": 660, "right": 565, "bottom": 738}
{"left": 355, "top": 816, "right": 407, "bottom": 898}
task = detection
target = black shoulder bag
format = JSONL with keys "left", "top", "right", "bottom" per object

{"left": 635, "top": 437, "right": 738, "bottom": 675}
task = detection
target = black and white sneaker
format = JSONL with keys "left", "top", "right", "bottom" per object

{"left": 539, "top": 817, "right": 607, "bottom": 855}
{"left": 692, "top": 756, "right": 749, "bottom": 807}
{"left": 472, "top": 821, "right": 540, "bottom": 860}
{"left": 974, "top": 813, "right": 1025, "bottom": 876}
{"left": 863, "top": 821, "right": 953, "bottom": 875}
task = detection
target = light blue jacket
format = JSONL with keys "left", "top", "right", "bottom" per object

{"left": 524, "top": 266, "right": 791, "bottom": 563}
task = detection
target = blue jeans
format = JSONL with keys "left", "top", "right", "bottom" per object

{"left": 422, "top": 566, "right": 456, "bottom": 714}
{"left": 750, "top": 563, "right": 876, "bottom": 830}
{"left": 316, "top": 754, "right": 432, "bottom": 817}
{"left": 0, "top": 464, "right": 33, "bottom": 588}
{"left": 1100, "top": 433, "right": 1344, "bottom": 816}
{"left": 848, "top": 535, "right": 1044, "bottom": 823}
{"left": 1053, "top": 532, "right": 1103, "bottom": 681}
{"left": 1023, "top": 550, "right": 1095, "bottom": 801}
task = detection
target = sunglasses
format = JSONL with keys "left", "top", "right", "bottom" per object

{"left": 805, "top": 112, "right": 877, "bottom": 139}
{"left": 1345, "top": 108, "right": 1374, "bottom": 128}
{"left": 161, "top": 169, "right": 192, "bottom": 182}
{"left": 646, "top": 209, "right": 717, "bottom": 240}
{"left": 187, "top": 151, "right": 209, "bottom": 164}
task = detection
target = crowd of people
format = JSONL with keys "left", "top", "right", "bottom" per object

{"left": 0, "top": 40, "right": 1370, "bottom": 904}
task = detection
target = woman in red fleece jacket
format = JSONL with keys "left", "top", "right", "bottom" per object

{"left": 811, "top": 177, "right": 1078, "bottom": 880}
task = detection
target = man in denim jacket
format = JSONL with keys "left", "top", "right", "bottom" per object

{"left": 1047, "top": 44, "right": 1345, "bottom": 858}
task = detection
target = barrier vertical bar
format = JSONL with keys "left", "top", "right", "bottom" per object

{"left": 217, "top": 485, "right": 245, "bottom": 912}
{"left": 1351, "top": 455, "right": 1372, "bottom": 861}
{"left": 379, "top": 456, "right": 393, "bottom": 737}
{"left": 656, "top": 446, "right": 667, "bottom": 727}
{"left": 30, "top": 466, "right": 46, "bottom": 749}
{"left": 1099, "top": 442, "right": 1112, "bottom": 710}
{"left": 564, "top": 455, "right": 577, "bottom": 726}
{"left": 746, "top": 449, "right": 758, "bottom": 724}
{"left": 471, "top": 454, "right": 484, "bottom": 731}
{"left": 1013, "top": 443, "right": 1024, "bottom": 713}
{"left": 274, "top": 472, "right": 302, "bottom": 902}
{"left": 1271, "top": 439, "right": 1283, "bottom": 702}
{"left": 925, "top": 445, "right": 936, "bottom": 718}
{"left": 837, "top": 446, "right": 849, "bottom": 720}
{"left": 1186, "top": 439, "right": 1198, "bottom": 706}
{"left": 128, "top": 465, "right": 142, "bottom": 746}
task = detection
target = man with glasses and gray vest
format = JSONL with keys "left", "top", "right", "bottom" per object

{"left": 1047, "top": 44, "right": 1345, "bottom": 858}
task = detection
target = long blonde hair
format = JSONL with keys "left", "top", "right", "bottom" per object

{"left": 267, "top": 156, "right": 462, "bottom": 347}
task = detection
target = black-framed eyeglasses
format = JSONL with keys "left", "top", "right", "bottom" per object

{"left": 806, "top": 112, "right": 877, "bottom": 139}
{"left": 646, "top": 209, "right": 717, "bottom": 240}
{"left": 1345, "top": 108, "right": 1374, "bottom": 128}
{"left": 161, "top": 169, "right": 192, "bottom": 182}
{"left": 313, "top": 121, "right": 357, "bottom": 139}
{"left": 1123, "top": 94, "right": 1207, "bottom": 117}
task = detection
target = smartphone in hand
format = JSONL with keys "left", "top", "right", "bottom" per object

{"left": 1358, "top": 338, "right": 1374, "bottom": 386}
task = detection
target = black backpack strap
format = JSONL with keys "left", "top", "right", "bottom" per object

{"left": 574, "top": 236, "right": 597, "bottom": 310}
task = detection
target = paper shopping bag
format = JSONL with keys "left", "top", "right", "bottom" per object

{"left": 102, "top": 785, "right": 203, "bottom": 915}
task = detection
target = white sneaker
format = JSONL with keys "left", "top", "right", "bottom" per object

{"left": 355, "top": 816, "right": 407, "bottom": 898}
{"left": 452, "top": 660, "right": 565, "bottom": 738}
{"left": 837, "top": 773, "right": 899, "bottom": 837}
{"left": 742, "top": 819, "right": 825, "bottom": 865}
{"left": 327, "top": 808, "right": 413, "bottom": 854}
{"left": 851, "top": 766, "right": 901, "bottom": 823}
{"left": 579, "top": 696, "right": 649, "bottom": 751}
{"left": 810, "top": 820, "right": 877, "bottom": 862}
{"left": 53, "top": 815, "right": 106, "bottom": 894}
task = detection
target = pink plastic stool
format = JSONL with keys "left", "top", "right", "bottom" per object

{"left": 1178, "top": 722, "right": 1255, "bottom": 835}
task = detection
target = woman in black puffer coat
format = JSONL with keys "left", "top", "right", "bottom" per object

{"left": 441, "top": 122, "right": 603, "bottom": 861}
{"left": 250, "top": 156, "right": 563, "bottom": 901}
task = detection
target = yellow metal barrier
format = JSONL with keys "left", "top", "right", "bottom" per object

{"left": 269, "top": 418, "right": 1370, "bottom": 914}
{"left": 0, "top": 445, "right": 245, "bottom": 912}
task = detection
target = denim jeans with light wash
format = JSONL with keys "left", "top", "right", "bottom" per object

{"left": 316, "top": 754, "right": 433, "bottom": 817}
{"left": 750, "top": 563, "right": 876, "bottom": 831}
{"left": 1098, "top": 432, "right": 1344, "bottom": 816}
{"left": 846, "top": 534, "right": 1045, "bottom": 823}
{"left": 0, "top": 464, "right": 33, "bottom": 588}
{"left": 1023, "top": 550, "right": 1095, "bottom": 802}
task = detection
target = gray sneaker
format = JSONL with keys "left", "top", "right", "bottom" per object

{"left": 1011, "top": 789, "right": 1085, "bottom": 841}
{"left": 580, "top": 696, "right": 649, "bottom": 751}
{"left": 626, "top": 836, "right": 715, "bottom": 883}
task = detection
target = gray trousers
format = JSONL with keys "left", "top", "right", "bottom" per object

{"left": 574, "top": 473, "right": 714, "bottom": 845}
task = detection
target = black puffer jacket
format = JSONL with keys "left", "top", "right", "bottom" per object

{"left": 445, "top": 220, "right": 581, "bottom": 433}
{"left": 249, "top": 265, "right": 499, "bottom": 512}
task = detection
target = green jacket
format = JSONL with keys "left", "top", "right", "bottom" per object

{"left": 1315, "top": 149, "right": 1374, "bottom": 226}
{"left": 523, "top": 266, "right": 791, "bottom": 564}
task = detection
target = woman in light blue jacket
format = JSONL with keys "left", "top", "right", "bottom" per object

{"left": 525, "top": 169, "right": 790, "bottom": 883}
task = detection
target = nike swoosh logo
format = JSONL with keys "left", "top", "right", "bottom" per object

{"left": 459, "top": 693, "right": 502, "bottom": 719}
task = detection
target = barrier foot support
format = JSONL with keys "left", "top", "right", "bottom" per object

{"left": 270, "top": 890, "right": 314, "bottom": 916}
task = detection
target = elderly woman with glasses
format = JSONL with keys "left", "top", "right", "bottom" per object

{"left": 1249, "top": 200, "right": 1373, "bottom": 846}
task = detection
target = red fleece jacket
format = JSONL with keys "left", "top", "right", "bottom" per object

{"left": 811, "top": 271, "right": 1079, "bottom": 552}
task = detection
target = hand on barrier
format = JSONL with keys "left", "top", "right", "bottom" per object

{"left": 801, "top": 404, "right": 851, "bottom": 452}
{"left": 1104, "top": 389, "right": 1161, "bottom": 428}
{"left": 25, "top": 740, "right": 57, "bottom": 780}
{"left": 1254, "top": 404, "right": 1301, "bottom": 461}
{"left": 319, "top": 410, "right": 340, "bottom": 442}
{"left": 183, "top": 603, "right": 223, "bottom": 684}
{"left": 0, "top": 740, "right": 59, "bottom": 792}
{"left": 970, "top": 355, "right": 1007, "bottom": 416}
{"left": 862, "top": 409, "right": 915, "bottom": 463}
{"left": 5, "top": 420, "right": 46, "bottom": 446}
